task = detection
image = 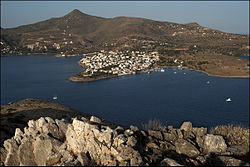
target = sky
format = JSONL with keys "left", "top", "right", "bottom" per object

{"left": 1, "top": 1, "right": 249, "bottom": 35}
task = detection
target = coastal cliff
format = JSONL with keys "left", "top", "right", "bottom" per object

{"left": 0, "top": 99, "right": 249, "bottom": 166}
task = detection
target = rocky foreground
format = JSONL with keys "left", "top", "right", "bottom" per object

{"left": 0, "top": 99, "right": 249, "bottom": 166}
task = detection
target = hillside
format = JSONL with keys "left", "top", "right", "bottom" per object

{"left": 1, "top": 9, "right": 249, "bottom": 54}
{"left": 1, "top": 9, "right": 249, "bottom": 78}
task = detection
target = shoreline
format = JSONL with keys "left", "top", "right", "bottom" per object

{"left": 2, "top": 54, "right": 249, "bottom": 80}
{"left": 68, "top": 74, "right": 119, "bottom": 82}
{"left": 182, "top": 67, "right": 250, "bottom": 79}
{"left": 68, "top": 65, "right": 249, "bottom": 82}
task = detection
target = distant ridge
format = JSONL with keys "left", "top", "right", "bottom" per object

{"left": 0, "top": 9, "right": 210, "bottom": 45}
{"left": 0, "top": 9, "right": 249, "bottom": 59}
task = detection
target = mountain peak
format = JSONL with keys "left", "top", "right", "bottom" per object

{"left": 65, "top": 9, "right": 85, "bottom": 17}
{"left": 71, "top": 9, "right": 82, "bottom": 14}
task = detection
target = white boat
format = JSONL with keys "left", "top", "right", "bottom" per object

{"left": 226, "top": 98, "right": 232, "bottom": 102}
{"left": 160, "top": 69, "right": 165, "bottom": 72}
{"left": 207, "top": 81, "right": 210, "bottom": 84}
{"left": 53, "top": 96, "right": 58, "bottom": 100}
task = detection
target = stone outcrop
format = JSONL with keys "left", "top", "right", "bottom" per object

{"left": 0, "top": 118, "right": 249, "bottom": 166}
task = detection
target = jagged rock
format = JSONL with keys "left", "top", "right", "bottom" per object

{"left": 196, "top": 136, "right": 204, "bottom": 151}
{"left": 3, "top": 139, "right": 20, "bottom": 166}
{"left": 217, "top": 156, "right": 249, "bottom": 166}
{"left": 124, "top": 129, "right": 134, "bottom": 137}
{"left": 33, "top": 134, "right": 62, "bottom": 165}
{"left": 33, "top": 134, "right": 53, "bottom": 165}
{"left": 13, "top": 128, "right": 24, "bottom": 145}
{"left": 159, "top": 141, "right": 169, "bottom": 150}
{"left": 18, "top": 140, "right": 37, "bottom": 166}
{"left": 127, "top": 136, "right": 137, "bottom": 147}
{"left": 176, "top": 129, "right": 183, "bottom": 139}
{"left": 130, "top": 125, "right": 139, "bottom": 132}
{"left": 146, "top": 142, "right": 159, "bottom": 150}
{"left": 167, "top": 126, "right": 174, "bottom": 131}
{"left": 180, "top": 122, "right": 192, "bottom": 131}
{"left": 183, "top": 130, "right": 196, "bottom": 140}
{"left": 160, "top": 157, "right": 184, "bottom": 166}
{"left": 81, "top": 117, "right": 89, "bottom": 122}
{"left": 77, "top": 152, "right": 91, "bottom": 166}
{"left": 175, "top": 139, "right": 200, "bottom": 158}
{"left": 47, "top": 153, "right": 62, "bottom": 166}
{"left": 150, "top": 148, "right": 164, "bottom": 163}
{"left": 90, "top": 116, "right": 102, "bottom": 124}
{"left": 130, "top": 156, "right": 143, "bottom": 166}
{"left": 204, "top": 154, "right": 249, "bottom": 166}
{"left": 193, "top": 127, "right": 207, "bottom": 137}
{"left": 60, "top": 150, "right": 75, "bottom": 164}
{"left": 115, "top": 126, "right": 125, "bottom": 135}
{"left": 130, "top": 150, "right": 143, "bottom": 166}
{"left": 55, "top": 119, "right": 68, "bottom": 140}
{"left": 45, "top": 117, "right": 56, "bottom": 124}
{"left": 99, "top": 127, "right": 114, "bottom": 148}
{"left": 196, "top": 156, "right": 206, "bottom": 164}
{"left": 140, "top": 130, "right": 147, "bottom": 137}
{"left": 203, "top": 134, "right": 227, "bottom": 154}
{"left": 1, "top": 116, "right": 248, "bottom": 166}
{"left": 110, "top": 146, "right": 119, "bottom": 156}
{"left": 46, "top": 122, "right": 63, "bottom": 139}
{"left": 36, "top": 117, "right": 47, "bottom": 129}
{"left": 166, "top": 142, "right": 176, "bottom": 151}
{"left": 113, "top": 134, "right": 127, "bottom": 147}
{"left": 227, "top": 145, "right": 248, "bottom": 156}
{"left": 28, "top": 119, "right": 36, "bottom": 129}
{"left": 148, "top": 130, "right": 163, "bottom": 140}
{"left": 163, "top": 132, "right": 177, "bottom": 142}
{"left": 0, "top": 147, "right": 7, "bottom": 166}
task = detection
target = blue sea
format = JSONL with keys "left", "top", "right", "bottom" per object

{"left": 1, "top": 55, "right": 249, "bottom": 129}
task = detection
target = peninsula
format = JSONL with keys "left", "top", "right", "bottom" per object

{"left": 1, "top": 9, "right": 249, "bottom": 80}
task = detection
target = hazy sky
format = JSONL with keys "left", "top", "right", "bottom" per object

{"left": 1, "top": 1, "right": 249, "bottom": 35}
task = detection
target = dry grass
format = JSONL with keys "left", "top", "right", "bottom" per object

{"left": 210, "top": 124, "right": 250, "bottom": 151}
{"left": 142, "top": 119, "right": 166, "bottom": 131}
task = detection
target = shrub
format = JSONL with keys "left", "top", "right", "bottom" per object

{"left": 142, "top": 119, "right": 166, "bottom": 131}
{"left": 210, "top": 124, "right": 249, "bottom": 152}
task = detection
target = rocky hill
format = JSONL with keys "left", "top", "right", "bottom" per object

{"left": 1, "top": 9, "right": 249, "bottom": 56}
{"left": 0, "top": 99, "right": 117, "bottom": 147}
{"left": 0, "top": 99, "right": 249, "bottom": 166}
{"left": 1, "top": 9, "right": 249, "bottom": 78}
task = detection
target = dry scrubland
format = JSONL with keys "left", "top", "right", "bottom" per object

{"left": 144, "top": 119, "right": 250, "bottom": 152}
{"left": 210, "top": 124, "right": 250, "bottom": 152}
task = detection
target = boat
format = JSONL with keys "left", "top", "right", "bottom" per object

{"left": 226, "top": 98, "right": 232, "bottom": 102}
{"left": 53, "top": 96, "right": 58, "bottom": 100}
{"left": 160, "top": 69, "right": 165, "bottom": 72}
{"left": 207, "top": 81, "right": 210, "bottom": 84}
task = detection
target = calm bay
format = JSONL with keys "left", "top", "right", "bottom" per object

{"left": 1, "top": 55, "right": 249, "bottom": 128}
